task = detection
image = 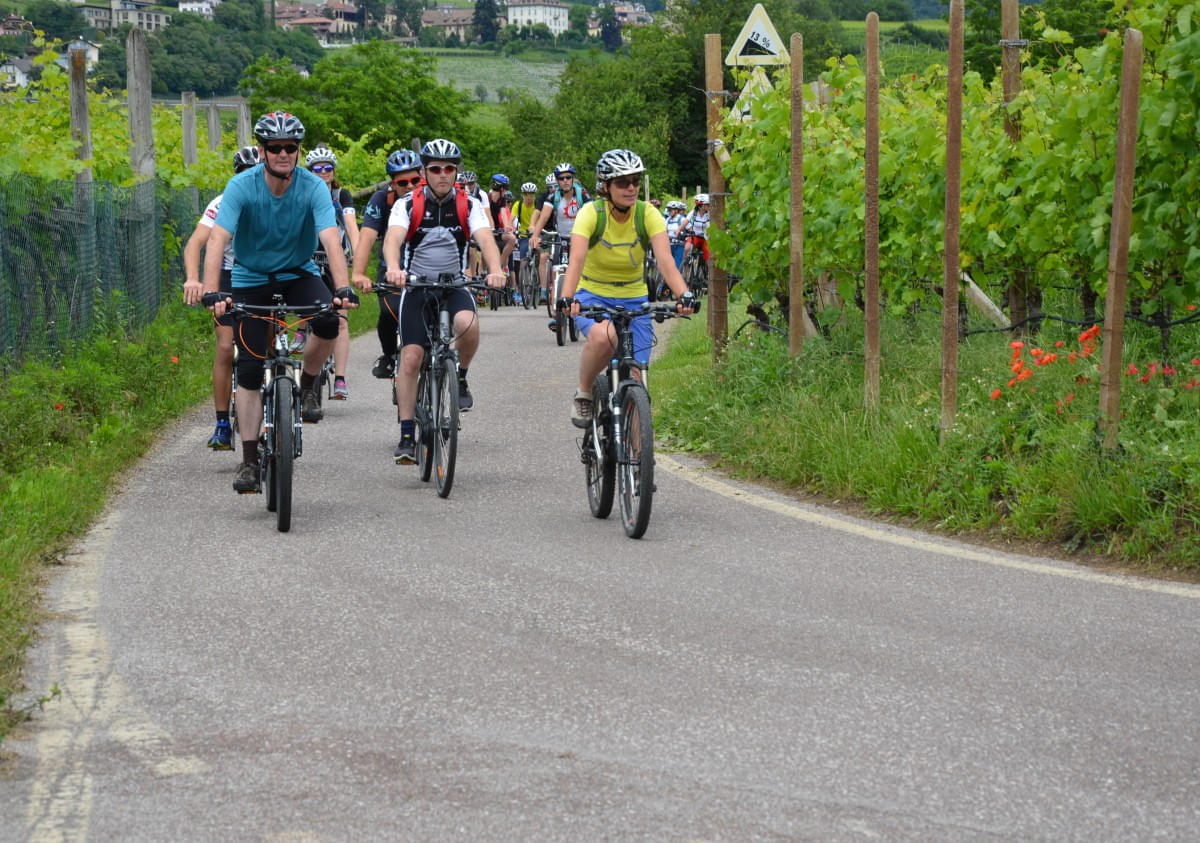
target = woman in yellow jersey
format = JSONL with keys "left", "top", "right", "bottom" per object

{"left": 560, "top": 148, "right": 695, "bottom": 425}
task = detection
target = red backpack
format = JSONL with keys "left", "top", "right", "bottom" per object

{"left": 405, "top": 184, "right": 471, "bottom": 244}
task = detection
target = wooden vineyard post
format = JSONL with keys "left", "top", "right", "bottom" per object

{"left": 206, "top": 103, "right": 222, "bottom": 152}
{"left": 704, "top": 33, "right": 728, "bottom": 358}
{"left": 236, "top": 98, "right": 251, "bottom": 147}
{"left": 788, "top": 33, "right": 805, "bottom": 359}
{"left": 1001, "top": 0, "right": 1034, "bottom": 336}
{"left": 1099, "top": 29, "right": 1143, "bottom": 451}
{"left": 182, "top": 91, "right": 198, "bottom": 169}
{"left": 941, "top": 0, "right": 964, "bottom": 441}
{"left": 127, "top": 29, "right": 155, "bottom": 181}
{"left": 864, "top": 16, "right": 880, "bottom": 409}
{"left": 68, "top": 42, "right": 92, "bottom": 185}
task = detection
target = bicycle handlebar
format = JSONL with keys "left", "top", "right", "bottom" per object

{"left": 576, "top": 298, "right": 700, "bottom": 321}
{"left": 373, "top": 273, "right": 489, "bottom": 295}
{"left": 201, "top": 292, "right": 339, "bottom": 318}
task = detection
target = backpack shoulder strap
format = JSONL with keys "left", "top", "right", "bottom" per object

{"left": 633, "top": 200, "right": 648, "bottom": 250}
{"left": 404, "top": 189, "right": 425, "bottom": 242}
{"left": 455, "top": 187, "right": 470, "bottom": 235}
{"left": 586, "top": 198, "right": 607, "bottom": 250}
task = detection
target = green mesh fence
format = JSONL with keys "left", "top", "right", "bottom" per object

{"left": 0, "top": 175, "right": 207, "bottom": 373}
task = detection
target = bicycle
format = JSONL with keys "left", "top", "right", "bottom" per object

{"left": 374, "top": 273, "right": 487, "bottom": 499}
{"left": 575, "top": 298, "right": 698, "bottom": 539}
{"left": 682, "top": 241, "right": 709, "bottom": 299}
{"left": 518, "top": 240, "right": 539, "bottom": 310}
{"left": 204, "top": 292, "right": 336, "bottom": 532}
{"left": 541, "top": 231, "right": 579, "bottom": 347}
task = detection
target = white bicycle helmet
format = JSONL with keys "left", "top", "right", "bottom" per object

{"left": 520, "top": 181, "right": 537, "bottom": 193}
{"left": 596, "top": 148, "right": 645, "bottom": 182}
{"left": 545, "top": 173, "right": 555, "bottom": 186}
{"left": 420, "top": 138, "right": 461, "bottom": 166}
{"left": 232, "top": 145, "right": 260, "bottom": 173}
{"left": 695, "top": 193, "right": 710, "bottom": 204}
{"left": 553, "top": 162, "right": 576, "bottom": 177}
{"left": 305, "top": 145, "right": 337, "bottom": 168}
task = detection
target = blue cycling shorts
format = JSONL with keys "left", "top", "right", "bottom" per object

{"left": 573, "top": 289, "right": 653, "bottom": 367}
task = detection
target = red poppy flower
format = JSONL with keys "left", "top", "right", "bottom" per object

{"left": 171, "top": 356, "right": 179, "bottom": 364}
{"left": 55, "top": 402, "right": 64, "bottom": 411}
{"left": 990, "top": 389, "right": 1002, "bottom": 400}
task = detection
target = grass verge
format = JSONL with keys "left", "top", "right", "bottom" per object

{"left": 653, "top": 301, "right": 1200, "bottom": 576}
{"left": 0, "top": 294, "right": 381, "bottom": 740}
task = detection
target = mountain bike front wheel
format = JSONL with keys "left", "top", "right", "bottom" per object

{"left": 617, "top": 384, "right": 654, "bottom": 539}
{"left": 415, "top": 363, "right": 434, "bottom": 483}
{"left": 433, "top": 357, "right": 460, "bottom": 498}
{"left": 273, "top": 377, "right": 295, "bottom": 533}
{"left": 585, "top": 374, "right": 615, "bottom": 519}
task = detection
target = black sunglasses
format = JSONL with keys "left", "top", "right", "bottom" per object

{"left": 392, "top": 176, "right": 422, "bottom": 187}
{"left": 264, "top": 143, "right": 299, "bottom": 155}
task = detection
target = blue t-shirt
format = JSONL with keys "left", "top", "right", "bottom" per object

{"left": 214, "top": 164, "right": 337, "bottom": 287}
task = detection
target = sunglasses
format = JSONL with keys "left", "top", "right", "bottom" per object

{"left": 557, "top": 175, "right": 574, "bottom": 181}
{"left": 392, "top": 176, "right": 422, "bottom": 187}
{"left": 310, "top": 163, "right": 334, "bottom": 173}
{"left": 610, "top": 176, "right": 641, "bottom": 189}
{"left": 264, "top": 143, "right": 298, "bottom": 155}
{"left": 426, "top": 164, "right": 456, "bottom": 175}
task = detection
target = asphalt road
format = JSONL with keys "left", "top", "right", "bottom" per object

{"left": 3, "top": 305, "right": 1200, "bottom": 840}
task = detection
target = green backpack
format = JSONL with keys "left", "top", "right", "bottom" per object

{"left": 586, "top": 198, "right": 650, "bottom": 251}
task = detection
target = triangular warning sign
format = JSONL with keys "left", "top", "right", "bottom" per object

{"left": 725, "top": 3, "right": 790, "bottom": 67}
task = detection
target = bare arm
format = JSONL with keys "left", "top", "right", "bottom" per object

{"left": 383, "top": 225, "right": 407, "bottom": 286}
{"left": 183, "top": 222, "right": 211, "bottom": 305}
{"left": 351, "top": 227, "right": 378, "bottom": 291}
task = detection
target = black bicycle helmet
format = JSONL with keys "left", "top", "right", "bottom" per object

{"left": 386, "top": 149, "right": 422, "bottom": 174}
{"left": 420, "top": 138, "right": 461, "bottom": 166}
{"left": 253, "top": 110, "right": 305, "bottom": 143}
{"left": 232, "top": 145, "right": 260, "bottom": 173}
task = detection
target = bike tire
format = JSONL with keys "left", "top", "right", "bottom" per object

{"left": 433, "top": 356, "right": 459, "bottom": 498}
{"left": 520, "top": 260, "right": 534, "bottom": 309}
{"left": 555, "top": 308, "right": 566, "bottom": 346}
{"left": 585, "top": 374, "right": 615, "bottom": 519}
{"left": 274, "top": 377, "right": 295, "bottom": 533}
{"left": 567, "top": 311, "right": 579, "bottom": 343}
{"left": 415, "top": 363, "right": 434, "bottom": 482}
{"left": 489, "top": 288, "right": 500, "bottom": 311}
{"left": 617, "top": 384, "right": 654, "bottom": 539}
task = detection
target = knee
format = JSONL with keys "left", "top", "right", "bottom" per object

{"left": 400, "top": 346, "right": 423, "bottom": 375}
{"left": 310, "top": 312, "right": 339, "bottom": 340}
{"left": 236, "top": 360, "right": 263, "bottom": 391}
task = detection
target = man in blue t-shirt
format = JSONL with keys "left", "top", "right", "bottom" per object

{"left": 202, "top": 110, "right": 357, "bottom": 494}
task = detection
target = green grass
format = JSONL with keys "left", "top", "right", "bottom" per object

{"left": 425, "top": 49, "right": 570, "bottom": 104}
{"left": 0, "top": 293, "right": 381, "bottom": 740}
{"left": 653, "top": 298, "right": 1200, "bottom": 575}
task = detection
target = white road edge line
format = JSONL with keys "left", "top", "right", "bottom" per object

{"left": 658, "top": 453, "right": 1200, "bottom": 600}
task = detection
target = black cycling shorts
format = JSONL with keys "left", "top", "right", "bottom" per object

{"left": 232, "top": 273, "right": 337, "bottom": 391}
{"left": 397, "top": 286, "right": 477, "bottom": 350}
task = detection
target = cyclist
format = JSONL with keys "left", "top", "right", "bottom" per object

{"left": 302, "top": 144, "right": 358, "bottom": 400}
{"left": 510, "top": 181, "right": 539, "bottom": 273}
{"left": 183, "top": 145, "right": 260, "bottom": 450}
{"left": 664, "top": 200, "right": 687, "bottom": 271}
{"left": 201, "top": 110, "right": 358, "bottom": 493}
{"left": 352, "top": 148, "right": 424, "bottom": 380}
{"left": 681, "top": 193, "right": 711, "bottom": 272}
{"left": 529, "top": 162, "right": 590, "bottom": 316}
{"left": 381, "top": 138, "right": 506, "bottom": 465}
{"left": 558, "top": 149, "right": 694, "bottom": 426}
{"left": 486, "top": 173, "right": 518, "bottom": 293}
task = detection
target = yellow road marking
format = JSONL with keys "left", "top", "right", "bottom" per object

{"left": 658, "top": 453, "right": 1200, "bottom": 600}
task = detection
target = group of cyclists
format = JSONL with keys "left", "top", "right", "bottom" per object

{"left": 184, "top": 109, "right": 706, "bottom": 497}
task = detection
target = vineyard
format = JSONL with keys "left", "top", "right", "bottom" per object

{"left": 716, "top": 0, "right": 1199, "bottom": 351}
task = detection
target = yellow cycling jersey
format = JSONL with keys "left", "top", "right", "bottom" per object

{"left": 570, "top": 199, "right": 666, "bottom": 299}
{"left": 511, "top": 199, "right": 538, "bottom": 236}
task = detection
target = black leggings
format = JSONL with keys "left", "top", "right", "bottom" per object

{"left": 233, "top": 274, "right": 338, "bottom": 391}
{"left": 377, "top": 289, "right": 402, "bottom": 357}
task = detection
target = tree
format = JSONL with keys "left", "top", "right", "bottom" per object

{"left": 393, "top": 0, "right": 424, "bottom": 36}
{"left": 26, "top": 0, "right": 87, "bottom": 42}
{"left": 240, "top": 40, "right": 473, "bottom": 150}
{"left": 473, "top": 0, "right": 501, "bottom": 43}
{"left": 599, "top": 6, "right": 622, "bottom": 51}
{"left": 474, "top": 83, "right": 488, "bottom": 103}
{"left": 568, "top": 3, "right": 591, "bottom": 38}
